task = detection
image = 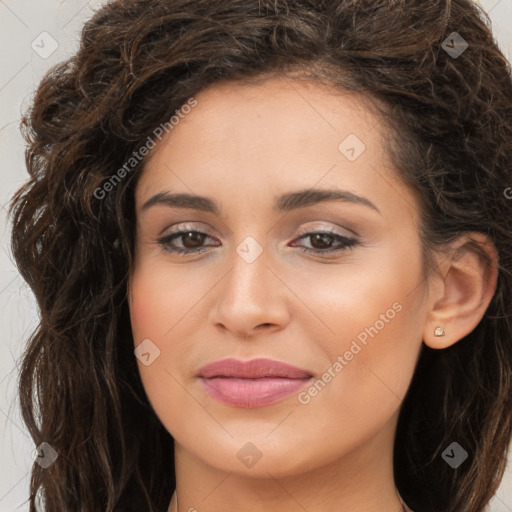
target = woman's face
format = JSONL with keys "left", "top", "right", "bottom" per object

{"left": 129, "top": 77, "right": 431, "bottom": 478}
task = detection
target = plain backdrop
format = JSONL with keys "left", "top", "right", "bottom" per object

{"left": 1, "top": 1, "right": 512, "bottom": 511}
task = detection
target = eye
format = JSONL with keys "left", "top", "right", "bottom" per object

{"left": 157, "top": 227, "right": 218, "bottom": 255}
{"left": 156, "top": 225, "right": 360, "bottom": 256}
{"left": 290, "top": 228, "right": 359, "bottom": 255}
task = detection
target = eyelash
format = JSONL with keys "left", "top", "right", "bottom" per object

{"left": 156, "top": 225, "right": 360, "bottom": 256}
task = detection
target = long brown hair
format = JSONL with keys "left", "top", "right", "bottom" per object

{"left": 9, "top": 1, "right": 512, "bottom": 511}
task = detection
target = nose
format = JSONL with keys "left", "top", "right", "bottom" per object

{"left": 208, "top": 246, "right": 290, "bottom": 339}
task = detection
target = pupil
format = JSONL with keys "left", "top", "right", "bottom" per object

{"left": 311, "top": 233, "right": 332, "bottom": 249}
{"left": 183, "top": 232, "right": 204, "bottom": 247}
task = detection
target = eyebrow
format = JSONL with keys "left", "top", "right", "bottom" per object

{"left": 141, "top": 188, "right": 381, "bottom": 216}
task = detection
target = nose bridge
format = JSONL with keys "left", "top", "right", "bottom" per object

{"left": 225, "top": 233, "right": 271, "bottom": 305}
{"left": 210, "top": 231, "right": 287, "bottom": 336}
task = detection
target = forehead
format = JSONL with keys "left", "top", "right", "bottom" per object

{"left": 156, "top": 77, "right": 377, "bottom": 153}
{"left": 135, "top": 77, "right": 419, "bottom": 226}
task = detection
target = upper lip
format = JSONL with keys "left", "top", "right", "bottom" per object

{"left": 197, "top": 358, "right": 313, "bottom": 379}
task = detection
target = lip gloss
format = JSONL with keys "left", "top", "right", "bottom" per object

{"left": 200, "top": 375, "right": 313, "bottom": 408}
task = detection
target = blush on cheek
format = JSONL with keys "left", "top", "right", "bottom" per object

{"left": 128, "top": 284, "right": 154, "bottom": 339}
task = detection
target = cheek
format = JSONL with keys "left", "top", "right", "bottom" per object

{"left": 128, "top": 263, "right": 187, "bottom": 427}
{"left": 128, "top": 261, "right": 212, "bottom": 410}
{"left": 301, "top": 243, "right": 424, "bottom": 356}
{"left": 128, "top": 263, "right": 179, "bottom": 381}
{"left": 307, "top": 238, "right": 425, "bottom": 399}
{"left": 284, "top": 253, "right": 425, "bottom": 465}
{"left": 129, "top": 289, "right": 153, "bottom": 341}
{"left": 129, "top": 262, "right": 185, "bottom": 341}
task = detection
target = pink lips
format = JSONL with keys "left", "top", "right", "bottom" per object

{"left": 197, "top": 358, "right": 313, "bottom": 408}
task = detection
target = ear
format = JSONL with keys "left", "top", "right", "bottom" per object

{"left": 422, "top": 232, "right": 499, "bottom": 349}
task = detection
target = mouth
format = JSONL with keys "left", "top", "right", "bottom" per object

{"left": 197, "top": 358, "right": 314, "bottom": 408}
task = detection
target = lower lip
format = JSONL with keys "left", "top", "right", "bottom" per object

{"left": 200, "top": 376, "right": 313, "bottom": 408}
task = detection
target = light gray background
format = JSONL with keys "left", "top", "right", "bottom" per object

{"left": 1, "top": 1, "right": 511, "bottom": 510}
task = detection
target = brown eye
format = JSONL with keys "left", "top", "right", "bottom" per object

{"left": 180, "top": 231, "right": 207, "bottom": 248}
{"left": 308, "top": 233, "right": 336, "bottom": 250}
{"left": 290, "top": 230, "right": 360, "bottom": 255}
{"left": 157, "top": 229, "right": 217, "bottom": 255}
{"left": 156, "top": 226, "right": 359, "bottom": 257}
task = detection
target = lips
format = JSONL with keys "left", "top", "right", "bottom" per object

{"left": 197, "top": 357, "right": 313, "bottom": 379}
{"left": 197, "top": 358, "right": 313, "bottom": 408}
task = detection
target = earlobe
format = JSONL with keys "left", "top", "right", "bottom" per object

{"left": 433, "top": 325, "right": 445, "bottom": 337}
{"left": 422, "top": 233, "right": 499, "bottom": 350}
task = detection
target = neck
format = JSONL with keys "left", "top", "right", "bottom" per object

{"left": 168, "top": 489, "right": 410, "bottom": 512}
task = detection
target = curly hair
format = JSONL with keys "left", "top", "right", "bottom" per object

{"left": 8, "top": 0, "right": 512, "bottom": 511}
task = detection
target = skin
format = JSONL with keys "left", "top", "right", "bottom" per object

{"left": 128, "top": 76, "right": 498, "bottom": 512}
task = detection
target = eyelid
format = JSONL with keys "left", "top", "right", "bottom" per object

{"left": 156, "top": 221, "right": 361, "bottom": 255}
{"left": 159, "top": 221, "right": 215, "bottom": 237}
{"left": 159, "top": 221, "right": 359, "bottom": 242}
{"left": 161, "top": 220, "right": 357, "bottom": 238}
{"left": 293, "top": 223, "right": 359, "bottom": 240}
